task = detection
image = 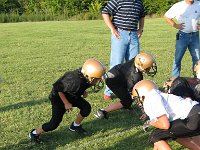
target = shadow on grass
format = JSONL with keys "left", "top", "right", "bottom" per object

{"left": 1, "top": 103, "right": 146, "bottom": 150}
{"left": 0, "top": 98, "right": 49, "bottom": 112}
{"left": 99, "top": 130, "right": 185, "bottom": 150}
{"left": 99, "top": 130, "right": 151, "bottom": 150}
{"left": 1, "top": 128, "right": 82, "bottom": 150}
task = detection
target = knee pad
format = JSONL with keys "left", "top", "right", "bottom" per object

{"left": 149, "top": 129, "right": 175, "bottom": 144}
{"left": 42, "top": 121, "right": 60, "bottom": 132}
{"left": 80, "top": 103, "right": 91, "bottom": 117}
{"left": 186, "top": 113, "right": 200, "bottom": 130}
{"left": 121, "top": 99, "right": 133, "bottom": 109}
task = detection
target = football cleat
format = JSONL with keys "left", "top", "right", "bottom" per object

{"left": 94, "top": 109, "right": 108, "bottom": 119}
{"left": 143, "top": 120, "right": 150, "bottom": 132}
{"left": 69, "top": 122, "right": 89, "bottom": 136}
{"left": 29, "top": 129, "right": 42, "bottom": 144}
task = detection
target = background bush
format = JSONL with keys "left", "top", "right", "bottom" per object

{"left": 0, "top": 0, "right": 179, "bottom": 23}
{"left": 143, "top": 0, "right": 179, "bottom": 16}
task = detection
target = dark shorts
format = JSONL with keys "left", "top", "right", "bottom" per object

{"left": 149, "top": 104, "right": 200, "bottom": 144}
{"left": 42, "top": 92, "right": 91, "bottom": 132}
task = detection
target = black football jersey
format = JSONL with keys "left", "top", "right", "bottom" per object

{"left": 108, "top": 58, "right": 143, "bottom": 91}
{"left": 52, "top": 68, "right": 90, "bottom": 97}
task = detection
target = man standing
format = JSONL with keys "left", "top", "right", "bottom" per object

{"left": 101, "top": 0, "right": 145, "bottom": 100}
{"left": 164, "top": 0, "right": 200, "bottom": 78}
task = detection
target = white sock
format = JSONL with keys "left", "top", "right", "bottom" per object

{"left": 73, "top": 121, "right": 80, "bottom": 127}
{"left": 32, "top": 130, "right": 37, "bottom": 135}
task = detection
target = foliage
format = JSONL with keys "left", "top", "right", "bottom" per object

{"left": 0, "top": 0, "right": 181, "bottom": 22}
{"left": 143, "top": 0, "right": 179, "bottom": 15}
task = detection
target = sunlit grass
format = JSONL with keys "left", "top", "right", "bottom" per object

{"left": 0, "top": 19, "right": 192, "bottom": 150}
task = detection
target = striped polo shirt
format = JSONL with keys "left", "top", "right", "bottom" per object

{"left": 102, "top": 0, "right": 145, "bottom": 31}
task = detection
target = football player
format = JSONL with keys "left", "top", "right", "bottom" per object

{"left": 29, "top": 58, "right": 106, "bottom": 144}
{"left": 132, "top": 79, "right": 200, "bottom": 150}
{"left": 163, "top": 60, "right": 200, "bottom": 102}
{"left": 95, "top": 52, "right": 157, "bottom": 120}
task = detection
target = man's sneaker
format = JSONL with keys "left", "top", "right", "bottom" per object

{"left": 94, "top": 109, "right": 108, "bottom": 119}
{"left": 69, "top": 122, "right": 89, "bottom": 136}
{"left": 29, "top": 129, "right": 41, "bottom": 144}
{"left": 104, "top": 94, "right": 112, "bottom": 101}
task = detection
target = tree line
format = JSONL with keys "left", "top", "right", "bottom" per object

{"left": 0, "top": 0, "right": 179, "bottom": 23}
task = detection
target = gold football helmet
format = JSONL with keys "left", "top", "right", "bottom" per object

{"left": 134, "top": 53, "right": 157, "bottom": 77}
{"left": 81, "top": 58, "right": 106, "bottom": 83}
{"left": 162, "top": 77, "right": 176, "bottom": 93}
{"left": 132, "top": 80, "right": 158, "bottom": 104}
{"left": 194, "top": 60, "right": 200, "bottom": 79}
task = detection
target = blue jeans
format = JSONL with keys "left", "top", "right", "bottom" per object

{"left": 104, "top": 28, "right": 140, "bottom": 96}
{"left": 172, "top": 31, "right": 200, "bottom": 78}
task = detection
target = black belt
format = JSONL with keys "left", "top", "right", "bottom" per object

{"left": 117, "top": 27, "right": 136, "bottom": 32}
{"left": 179, "top": 30, "right": 198, "bottom": 35}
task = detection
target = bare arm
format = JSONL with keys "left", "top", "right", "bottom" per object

{"left": 150, "top": 114, "right": 170, "bottom": 130}
{"left": 137, "top": 17, "right": 145, "bottom": 38}
{"left": 163, "top": 15, "right": 184, "bottom": 30}
{"left": 198, "top": 23, "right": 200, "bottom": 30}
{"left": 58, "top": 92, "right": 73, "bottom": 111}
{"left": 102, "top": 13, "right": 120, "bottom": 39}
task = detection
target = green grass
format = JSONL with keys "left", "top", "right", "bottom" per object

{"left": 0, "top": 18, "right": 193, "bottom": 150}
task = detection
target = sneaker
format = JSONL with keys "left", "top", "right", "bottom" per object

{"left": 29, "top": 129, "right": 41, "bottom": 144}
{"left": 94, "top": 109, "right": 108, "bottom": 119}
{"left": 69, "top": 122, "right": 89, "bottom": 136}
{"left": 143, "top": 120, "right": 150, "bottom": 132}
{"left": 104, "top": 94, "right": 112, "bottom": 101}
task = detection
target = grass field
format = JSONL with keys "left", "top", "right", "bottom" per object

{"left": 0, "top": 18, "right": 193, "bottom": 150}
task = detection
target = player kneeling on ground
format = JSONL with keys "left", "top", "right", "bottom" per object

{"left": 163, "top": 60, "right": 200, "bottom": 102}
{"left": 95, "top": 52, "right": 157, "bottom": 120}
{"left": 29, "top": 58, "right": 106, "bottom": 144}
{"left": 132, "top": 79, "right": 200, "bottom": 150}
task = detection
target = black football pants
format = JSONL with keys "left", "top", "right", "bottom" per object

{"left": 42, "top": 95, "right": 91, "bottom": 132}
{"left": 105, "top": 76, "right": 133, "bottom": 108}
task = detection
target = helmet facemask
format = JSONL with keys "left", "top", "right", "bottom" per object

{"left": 81, "top": 58, "right": 106, "bottom": 92}
{"left": 144, "top": 63, "right": 157, "bottom": 77}
{"left": 90, "top": 79, "right": 104, "bottom": 93}
{"left": 84, "top": 75, "right": 100, "bottom": 84}
{"left": 132, "top": 79, "right": 158, "bottom": 106}
{"left": 132, "top": 89, "right": 145, "bottom": 109}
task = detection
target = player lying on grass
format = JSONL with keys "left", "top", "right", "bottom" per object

{"left": 163, "top": 60, "right": 200, "bottom": 102}
{"left": 133, "top": 79, "right": 200, "bottom": 150}
{"left": 95, "top": 52, "right": 157, "bottom": 120}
